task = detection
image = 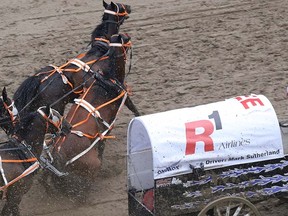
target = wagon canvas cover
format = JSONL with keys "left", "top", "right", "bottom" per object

{"left": 127, "top": 94, "right": 283, "bottom": 190}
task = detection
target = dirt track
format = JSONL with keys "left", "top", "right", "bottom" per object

{"left": 1, "top": 0, "right": 288, "bottom": 215}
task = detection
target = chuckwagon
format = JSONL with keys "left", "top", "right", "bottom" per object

{"left": 127, "top": 94, "right": 288, "bottom": 215}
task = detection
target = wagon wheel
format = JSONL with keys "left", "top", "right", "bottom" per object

{"left": 198, "top": 196, "right": 261, "bottom": 216}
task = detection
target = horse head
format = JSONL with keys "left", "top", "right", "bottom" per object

{"left": 91, "top": 1, "right": 131, "bottom": 42}
{"left": 0, "top": 87, "right": 18, "bottom": 135}
{"left": 103, "top": 1, "right": 131, "bottom": 23}
{"left": 37, "top": 106, "right": 72, "bottom": 137}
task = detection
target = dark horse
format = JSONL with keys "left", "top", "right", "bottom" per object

{"left": 0, "top": 89, "right": 71, "bottom": 216}
{"left": 12, "top": 1, "right": 139, "bottom": 117}
{"left": 43, "top": 33, "right": 133, "bottom": 199}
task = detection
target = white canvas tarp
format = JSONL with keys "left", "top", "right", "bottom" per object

{"left": 127, "top": 94, "right": 283, "bottom": 191}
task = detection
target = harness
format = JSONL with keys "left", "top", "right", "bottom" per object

{"left": 2, "top": 99, "right": 18, "bottom": 123}
{"left": 0, "top": 107, "right": 65, "bottom": 191}
{"left": 66, "top": 87, "right": 127, "bottom": 166}
{"left": 36, "top": 39, "right": 110, "bottom": 95}
{"left": 16, "top": 39, "right": 111, "bottom": 115}
{"left": 51, "top": 73, "right": 128, "bottom": 166}
{"left": 0, "top": 96, "right": 18, "bottom": 118}
{"left": 103, "top": 3, "right": 129, "bottom": 26}
{"left": 56, "top": 39, "right": 131, "bottom": 166}
{"left": 0, "top": 96, "right": 19, "bottom": 136}
{"left": 0, "top": 138, "right": 39, "bottom": 192}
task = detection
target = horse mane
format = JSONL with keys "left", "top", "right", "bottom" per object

{"left": 91, "top": 17, "right": 109, "bottom": 42}
{"left": 13, "top": 75, "right": 41, "bottom": 111}
{"left": 86, "top": 41, "right": 109, "bottom": 57}
{"left": 88, "top": 20, "right": 110, "bottom": 57}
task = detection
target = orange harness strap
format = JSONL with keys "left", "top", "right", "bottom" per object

{"left": 70, "top": 130, "right": 115, "bottom": 140}
{"left": 68, "top": 80, "right": 97, "bottom": 124}
{"left": 0, "top": 158, "right": 37, "bottom": 163}
{"left": 70, "top": 90, "right": 126, "bottom": 139}
{"left": 95, "top": 89, "right": 126, "bottom": 110}
{"left": 36, "top": 55, "right": 109, "bottom": 87}
{"left": 95, "top": 38, "right": 110, "bottom": 44}
{"left": 76, "top": 52, "right": 86, "bottom": 59}
{"left": 71, "top": 90, "right": 126, "bottom": 129}
{"left": 0, "top": 162, "right": 39, "bottom": 191}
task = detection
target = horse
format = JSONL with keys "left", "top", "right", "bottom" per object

{"left": 0, "top": 89, "right": 71, "bottom": 216}
{"left": 42, "top": 33, "right": 133, "bottom": 200}
{"left": 12, "top": 1, "right": 137, "bottom": 117}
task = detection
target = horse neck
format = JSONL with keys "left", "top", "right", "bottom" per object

{"left": 71, "top": 38, "right": 109, "bottom": 76}
{"left": 82, "top": 43, "right": 109, "bottom": 63}
{"left": 14, "top": 118, "right": 46, "bottom": 157}
{"left": 105, "top": 22, "right": 119, "bottom": 38}
{"left": 108, "top": 48, "right": 126, "bottom": 83}
{"left": 92, "top": 21, "right": 118, "bottom": 41}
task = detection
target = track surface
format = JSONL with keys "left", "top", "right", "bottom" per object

{"left": 0, "top": 0, "right": 288, "bottom": 215}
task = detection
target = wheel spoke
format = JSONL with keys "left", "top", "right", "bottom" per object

{"left": 197, "top": 196, "right": 261, "bottom": 216}
{"left": 233, "top": 203, "right": 243, "bottom": 216}
{"left": 225, "top": 201, "right": 231, "bottom": 216}
{"left": 215, "top": 206, "right": 222, "bottom": 216}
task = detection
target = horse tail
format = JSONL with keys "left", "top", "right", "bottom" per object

{"left": 13, "top": 75, "right": 41, "bottom": 110}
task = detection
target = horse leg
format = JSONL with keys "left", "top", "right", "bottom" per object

{"left": 125, "top": 96, "right": 141, "bottom": 116}
{"left": 1, "top": 203, "right": 20, "bottom": 216}
{"left": 1, "top": 188, "right": 22, "bottom": 216}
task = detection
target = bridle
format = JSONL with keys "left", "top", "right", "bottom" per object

{"left": 0, "top": 97, "right": 18, "bottom": 123}
{"left": 103, "top": 3, "right": 129, "bottom": 27}
{"left": 0, "top": 96, "right": 19, "bottom": 134}
{"left": 37, "top": 107, "right": 65, "bottom": 135}
{"left": 109, "top": 34, "right": 132, "bottom": 61}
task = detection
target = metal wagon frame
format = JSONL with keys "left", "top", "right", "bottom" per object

{"left": 127, "top": 94, "right": 288, "bottom": 216}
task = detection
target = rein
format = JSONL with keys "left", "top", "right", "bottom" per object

{"left": 125, "top": 45, "right": 133, "bottom": 79}
{"left": 49, "top": 74, "right": 95, "bottom": 108}
{"left": 0, "top": 144, "right": 31, "bottom": 152}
